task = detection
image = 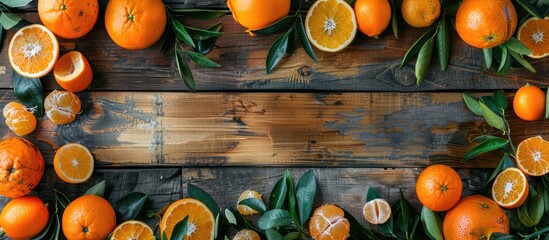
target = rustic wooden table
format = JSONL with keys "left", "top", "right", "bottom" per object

{"left": 0, "top": 0, "right": 548, "bottom": 238}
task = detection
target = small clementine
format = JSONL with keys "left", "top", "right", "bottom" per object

{"left": 62, "top": 194, "right": 116, "bottom": 240}
{"left": 354, "top": 0, "right": 392, "bottom": 37}
{"left": 416, "top": 164, "right": 462, "bottom": 211}
{"left": 513, "top": 84, "right": 545, "bottom": 121}
{"left": 38, "top": 0, "right": 99, "bottom": 39}
{"left": 0, "top": 196, "right": 49, "bottom": 240}
{"left": 0, "top": 138, "right": 44, "bottom": 198}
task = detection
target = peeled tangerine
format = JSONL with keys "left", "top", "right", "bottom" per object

{"left": 363, "top": 198, "right": 392, "bottom": 224}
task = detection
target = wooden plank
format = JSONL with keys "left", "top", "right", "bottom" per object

{"left": 0, "top": 14, "right": 546, "bottom": 92}
{"left": 0, "top": 91, "right": 542, "bottom": 168}
{"left": 182, "top": 167, "right": 491, "bottom": 229}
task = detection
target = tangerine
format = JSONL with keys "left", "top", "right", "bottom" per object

{"left": 0, "top": 196, "right": 49, "bottom": 240}
{"left": 227, "top": 0, "right": 291, "bottom": 35}
{"left": 309, "top": 204, "right": 350, "bottom": 240}
{"left": 354, "top": 0, "right": 392, "bottom": 37}
{"left": 160, "top": 198, "right": 215, "bottom": 240}
{"left": 513, "top": 84, "right": 545, "bottom": 121}
{"left": 518, "top": 17, "right": 549, "bottom": 59}
{"left": 491, "top": 167, "right": 529, "bottom": 209}
{"left": 401, "top": 0, "right": 441, "bottom": 28}
{"left": 38, "top": 0, "right": 99, "bottom": 39}
{"left": 237, "top": 190, "right": 262, "bottom": 216}
{"left": 0, "top": 137, "right": 44, "bottom": 198}
{"left": 62, "top": 194, "right": 117, "bottom": 240}
{"left": 416, "top": 164, "right": 462, "bottom": 211}
{"left": 111, "top": 220, "right": 155, "bottom": 240}
{"left": 516, "top": 136, "right": 549, "bottom": 176}
{"left": 8, "top": 24, "right": 59, "bottom": 78}
{"left": 305, "top": 0, "right": 357, "bottom": 52}
{"left": 44, "top": 90, "right": 82, "bottom": 125}
{"left": 233, "top": 229, "right": 261, "bottom": 240}
{"left": 54, "top": 51, "right": 93, "bottom": 92}
{"left": 3, "top": 102, "right": 37, "bottom": 136}
{"left": 54, "top": 143, "right": 94, "bottom": 184}
{"left": 363, "top": 198, "right": 391, "bottom": 224}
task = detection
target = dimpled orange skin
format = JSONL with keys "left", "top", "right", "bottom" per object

{"left": 105, "top": 0, "right": 167, "bottom": 50}
{"left": 62, "top": 194, "right": 117, "bottom": 240}
{"left": 456, "top": 0, "right": 517, "bottom": 49}
{"left": 38, "top": 0, "right": 99, "bottom": 39}
{"left": 0, "top": 196, "right": 49, "bottom": 240}
{"left": 416, "top": 164, "right": 462, "bottom": 211}
{"left": 513, "top": 84, "right": 546, "bottom": 121}
{"left": 0, "top": 138, "right": 44, "bottom": 198}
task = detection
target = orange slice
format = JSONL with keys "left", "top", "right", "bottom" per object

{"left": 237, "top": 190, "right": 262, "bottom": 216}
{"left": 8, "top": 24, "right": 59, "bottom": 78}
{"left": 309, "top": 204, "right": 350, "bottom": 240}
{"left": 54, "top": 51, "right": 93, "bottom": 92}
{"left": 54, "top": 143, "right": 94, "bottom": 184}
{"left": 491, "top": 167, "right": 529, "bottom": 209}
{"left": 305, "top": 0, "right": 357, "bottom": 52}
{"left": 363, "top": 198, "right": 392, "bottom": 224}
{"left": 518, "top": 17, "right": 549, "bottom": 59}
{"left": 111, "top": 220, "right": 155, "bottom": 240}
{"left": 3, "top": 102, "right": 37, "bottom": 136}
{"left": 160, "top": 198, "right": 215, "bottom": 240}
{"left": 516, "top": 136, "right": 549, "bottom": 176}
{"left": 44, "top": 90, "right": 82, "bottom": 125}
{"left": 233, "top": 229, "right": 260, "bottom": 240}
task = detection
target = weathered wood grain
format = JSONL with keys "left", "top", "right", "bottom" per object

{"left": 182, "top": 167, "right": 492, "bottom": 231}
{"left": 0, "top": 14, "right": 546, "bottom": 92}
{"left": 0, "top": 91, "right": 543, "bottom": 168}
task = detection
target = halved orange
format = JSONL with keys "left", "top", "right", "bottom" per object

{"left": 111, "top": 220, "right": 155, "bottom": 240}
{"left": 309, "top": 204, "right": 350, "bottom": 240}
{"left": 237, "top": 190, "right": 262, "bottom": 216}
{"left": 233, "top": 229, "right": 260, "bottom": 240}
{"left": 3, "top": 102, "right": 37, "bottom": 136}
{"left": 54, "top": 143, "right": 94, "bottom": 184}
{"left": 54, "top": 51, "right": 93, "bottom": 92}
{"left": 305, "top": 0, "right": 357, "bottom": 52}
{"left": 160, "top": 198, "right": 215, "bottom": 240}
{"left": 518, "top": 17, "right": 549, "bottom": 59}
{"left": 8, "top": 24, "right": 59, "bottom": 78}
{"left": 44, "top": 90, "right": 82, "bottom": 125}
{"left": 491, "top": 167, "right": 529, "bottom": 209}
{"left": 363, "top": 198, "right": 391, "bottom": 224}
{"left": 516, "top": 136, "right": 549, "bottom": 176}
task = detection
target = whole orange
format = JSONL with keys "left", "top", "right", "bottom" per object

{"left": 0, "top": 138, "right": 44, "bottom": 198}
{"left": 416, "top": 164, "right": 462, "bottom": 211}
{"left": 456, "top": 0, "right": 517, "bottom": 49}
{"left": 0, "top": 196, "right": 49, "bottom": 240}
{"left": 228, "top": 0, "right": 291, "bottom": 35}
{"left": 401, "top": 0, "right": 440, "bottom": 28}
{"left": 513, "top": 84, "right": 546, "bottom": 121}
{"left": 105, "top": 0, "right": 167, "bottom": 50}
{"left": 38, "top": 0, "right": 99, "bottom": 39}
{"left": 354, "top": 0, "right": 392, "bottom": 37}
{"left": 62, "top": 194, "right": 116, "bottom": 240}
{"left": 443, "top": 195, "right": 509, "bottom": 240}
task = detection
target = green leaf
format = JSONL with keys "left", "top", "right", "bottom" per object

{"left": 54, "top": 190, "right": 70, "bottom": 209}
{"left": 497, "top": 46, "right": 511, "bottom": 75}
{"left": 238, "top": 198, "right": 266, "bottom": 215}
{"left": 0, "top": 0, "right": 31, "bottom": 8}
{"left": 52, "top": 215, "right": 61, "bottom": 240}
{"left": 185, "top": 51, "right": 221, "bottom": 68}
{"left": 0, "top": 12, "right": 21, "bottom": 30}
{"left": 185, "top": 25, "right": 223, "bottom": 41}
{"left": 400, "top": 25, "right": 438, "bottom": 69}
{"left": 167, "top": 8, "right": 229, "bottom": 19}
{"left": 265, "top": 229, "right": 284, "bottom": 240}
{"left": 436, "top": 17, "right": 450, "bottom": 71}
{"left": 170, "top": 216, "right": 189, "bottom": 240}
{"left": 480, "top": 101, "right": 506, "bottom": 132}
{"left": 113, "top": 192, "right": 148, "bottom": 223}
{"left": 266, "top": 31, "right": 289, "bottom": 74}
{"left": 187, "top": 183, "right": 220, "bottom": 217}
{"left": 286, "top": 28, "right": 297, "bottom": 55}
{"left": 162, "top": 231, "right": 168, "bottom": 240}
{"left": 230, "top": 208, "right": 261, "bottom": 232}
{"left": 489, "top": 232, "right": 518, "bottom": 240}
{"left": 509, "top": 51, "right": 536, "bottom": 73}
{"left": 464, "top": 136, "right": 508, "bottom": 161}
{"left": 85, "top": 180, "right": 106, "bottom": 196}
{"left": 487, "top": 154, "right": 516, "bottom": 185}
{"left": 269, "top": 174, "right": 288, "bottom": 210}
{"left": 285, "top": 170, "right": 299, "bottom": 226}
{"left": 415, "top": 34, "right": 436, "bottom": 85}
{"left": 258, "top": 209, "right": 293, "bottom": 230}
{"left": 366, "top": 187, "right": 382, "bottom": 202}
{"left": 160, "top": 19, "right": 174, "bottom": 53}
{"left": 252, "top": 15, "right": 296, "bottom": 35}
{"left": 342, "top": 208, "right": 379, "bottom": 240}
{"left": 421, "top": 206, "right": 443, "bottom": 240}
{"left": 214, "top": 213, "right": 219, "bottom": 239}
{"left": 225, "top": 208, "right": 237, "bottom": 225}
{"left": 297, "top": 17, "right": 317, "bottom": 63}
{"left": 0, "top": 28, "right": 3, "bottom": 55}
{"left": 399, "top": 190, "right": 412, "bottom": 229}
{"left": 282, "top": 232, "right": 302, "bottom": 240}
{"left": 194, "top": 23, "right": 222, "bottom": 55}
{"left": 175, "top": 48, "right": 196, "bottom": 92}
{"left": 172, "top": 19, "right": 196, "bottom": 48}
{"left": 483, "top": 48, "right": 493, "bottom": 69}
{"left": 479, "top": 96, "right": 503, "bottom": 117}
{"left": 463, "top": 93, "right": 484, "bottom": 116}
{"left": 493, "top": 90, "right": 508, "bottom": 110}
{"left": 390, "top": 0, "right": 398, "bottom": 39}
{"left": 519, "top": 187, "right": 544, "bottom": 227}
{"left": 515, "top": 0, "right": 545, "bottom": 18}
{"left": 505, "top": 37, "right": 532, "bottom": 55}
{"left": 13, "top": 72, "right": 44, "bottom": 117}
{"left": 296, "top": 169, "right": 316, "bottom": 226}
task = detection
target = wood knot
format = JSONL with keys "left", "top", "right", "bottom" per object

{"left": 478, "top": 122, "right": 492, "bottom": 135}
{"left": 394, "top": 66, "right": 416, "bottom": 86}
{"left": 298, "top": 66, "right": 313, "bottom": 77}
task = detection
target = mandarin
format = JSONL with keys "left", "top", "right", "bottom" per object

{"left": 0, "top": 138, "right": 44, "bottom": 198}
{"left": 237, "top": 190, "right": 262, "bottom": 215}
{"left": 305, "top": 0, "right": 357, "bottom": 52}
{"left": 38, "top": 0, "right": 99, "bottom": 39}
{"left": 401, "top": 0, "right": 440, "bottom": 28}
{"left": 160, "top": 198, "right": 215, "bottom": 240}
{"left": 354, "top": 0, "right": 392, "bottom": 37}
{"left": 62, "top": 194, "right": 116, "bottom": 240}
{"left": 228, "top": 0, "right": 291, "bottom": 35}
{"left": 0, "top": 196, "right": 49, "bottom": 240}
{"left": 416, "top": 164, "right": 462, "bottom": 211}
{"left": 518, "top": 17, "right": 549, "bottom": 59}
{"left": 233, "top": 229, "right": 261, "bottom": 240}
{"left": 513, "top": 84, "right": 545, "bottom": 121}
{"left": 309, "top": 204, "right": 350, "bottom": 240}
{"left": 3, "top": 102, "right": 37, "bottom": 136}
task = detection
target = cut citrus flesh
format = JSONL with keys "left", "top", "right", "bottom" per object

{"left": 44, "top": 90, "right": 82, "bottom": 125}
{"left": 237, "top": 190, "right": 262, "bottom": 215}
{"left": 305, "top": 0, "right": 357, "bottom": 52}
{"left": 233, "top": 229, "right": 260, "bottom": 240}
{"left": 111, "top": 220, "right": 155, "bottom": 240}
{"left": 160, "top": 198, "right": 215, "bottom": 240}
{"left": 3, "top": 102, "right": 37, "bottom": 136}
{"left": 516, "top": 136, "right": 549, "bottom": 176}
{"left": 309, "top": 204, "right": 350, "bottom": 240}
{"left": 54, "top": 143, "right": 94, "bottom": 184}
{"left": 54, "top": 51, "right": 93, "bottom": 92}
{"left": 8, "top": 24, "right": 59, "bottom": 78}
{"left": 518, "top": 17, "right": 549, "bottom": 59}
{"left": 363, "top": 198, "right": 392, "bottom": 224}
{"left": 491, "top": 167, "right": 529, "bottom": 209}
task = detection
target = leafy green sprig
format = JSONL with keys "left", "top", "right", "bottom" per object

{"left": 0, "top": 0, "right": 31, "bottom": 51}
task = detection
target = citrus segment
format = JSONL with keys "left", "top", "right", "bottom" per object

{"left": 491, "top": 167, "right": 529, "bottom": 209}
{"left": 305, "top": 0, "right": 357, "bottom": 52}
{"left": 62, "top": 194, "right": 116, "bottom": 240}
{"left": 401, "top": 0, "right": 441, "bottom": 28}
{"left": 8, "top": 24, "right": 59, "bottom": 78}
{"left": 227, "top": 0, "right": 291, "bottom": 35}
{"left": 516, "top": 136, "right": 549, "bottom": 176}
{"left": 54, "top": 143, "right": 94, "bottom": 184}
{"left": 0, "top": 196, "right": 49, "bottom": 240}
{"left": 3, "top": 102, "right": 37, "bottom": 136}
{"left": 355, "top": 0, "right": 392, "bottom": 37}
{"left": 233, "top": 229, "right": 261, "bottom": 240}
{"left": 309, "top": 204, "right": 350, "bottom": 240}
{"left": 44, "top": 90, "right": 82, "bottom": 125}
{"left": 518, "top": 17, "right": 549, "bottom": 59}
{"left": 160, "top": 198, "right": 215, "bottom": 240}
{"left": 111, "top": 220, "right": 155, "bottom": 240}
{"left": 38, "top": 0, "right": 99, "bottom": 39}
{"left": 237, "top": 190, "right": 262, "bottom": 215}
{"left": 54, "top": 51, "right": 93, "bottom": 92}
{"left": 416, "top": 164, "right": 462, "bottom": 211}
{"left": 363, "top": 198, "right": 391, "bottom": 224}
